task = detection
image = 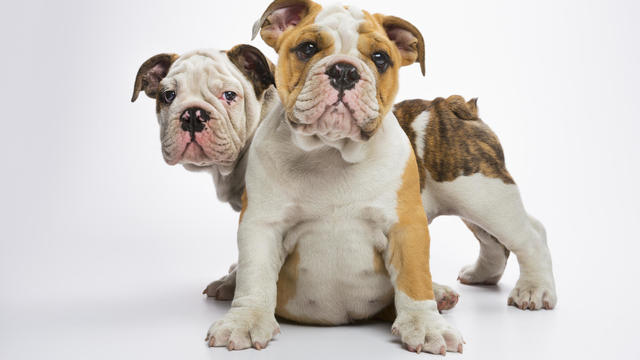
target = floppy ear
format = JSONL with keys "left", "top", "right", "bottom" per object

{"left": 131, "top": 53, "right": 179, "bottom": 102}
{"left": 227, "top": 44, "right": 275, "bottom": 97}
{"left": 252, "top": 0, "right": 319, "bottom": 50}
{"left": 374, "top": 14, "right": 426, "bottom": 76}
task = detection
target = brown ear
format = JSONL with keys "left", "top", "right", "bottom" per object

{"left": 467, "top": 98, "right": 479, "bottom": 117}
{"left": 446, "top": 95, "right": 478, "bottom": 120}
{"left": 251, "top": 0, "right": 319, "bottom": 50}
{"left": 374, "top": 14, "right": 426, "bottom": 76}
{"left": 227, "top": 44, "right": 275, "bottom": 97}
{"left": 131, "top": 53, "right": 179, "bottom": 102}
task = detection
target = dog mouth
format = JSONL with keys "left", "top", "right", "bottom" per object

{"left": 289, "top": 100, "right": 367, "bottom": 141}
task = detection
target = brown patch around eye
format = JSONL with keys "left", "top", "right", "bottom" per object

{"left": 276, "top": 29, "right": 335, "bottom": 108}
{"left": 356, "top": 15, "right": 400, "bottom": 124}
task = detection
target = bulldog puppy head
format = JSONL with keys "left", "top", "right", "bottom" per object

{"left": 253, "top": 0, "right": 425, "bottom": 145}
{"left": 131, "top": 45, "right": 274, "bottom": 174}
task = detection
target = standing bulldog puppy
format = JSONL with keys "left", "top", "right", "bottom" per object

{"left": 131, "top": 45, "right": 277, "bottom": 211}
{"left": 394, "top": 97, "right": 557, "bottom": 310}
{"left": 206, "top": 0, "right": 463, "bottom": 355}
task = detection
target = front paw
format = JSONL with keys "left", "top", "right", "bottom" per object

{"left": 205, "top": 307, "right": 280, "bottom": 350}
{"left": 203, "top": 264, "right": 237, "bottom": 300}
{"left": 392, "top": 302, "right": 464, "bottom": 355}
{"left": 508, "top": 277, "right": 557, "bottom": 310}
{"left": 433, "top": 283, "right": 459, "bottom": 311}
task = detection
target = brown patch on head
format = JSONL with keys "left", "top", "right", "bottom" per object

{"left": 131, "top": 53, "right": 179, "bottom": 103}
{"left": 350, "top": 11, "right": 426, "bottom": 134}
{"left": 371, "top": 14, "right": 426, "bottom": 75}
{"left": 388, "top": 151, "right": 434, "bottom": 301}
{"left": 226, "top": 44, "right": 275, "bottom": 98}
{"left": 394, "top": 96, "right": 515, "bottom": 186}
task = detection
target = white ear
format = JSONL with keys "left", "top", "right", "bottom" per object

{"left": 252, "top": 0, "right": 315, "bottom": 49}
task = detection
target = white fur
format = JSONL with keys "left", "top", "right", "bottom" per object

{"left": 422, "top": 171, "right": 557, "bottom": 309}
{"left": 315, "top": 5, "right": 364, "bottom": 57}
{"left": 391, "top": 292, "right": 464, "bottom": 354}
{"left": 155, "top": 49, "right": 276, "bottom": 210}
{"left": 411, "top": 110, "right": 430, "bottom": 160}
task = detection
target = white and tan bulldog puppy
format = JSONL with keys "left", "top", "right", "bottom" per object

{"left": 131, "top": 45, "right": 460, "bottom": 310}
{"left": 205, "top": 0, "right": 463, "bottom": 354}
{"left": 393, "top": 97, "right": 557, "bottom": 310}
{"left": 131, "top": 45, "right": 277, "bottom": 211}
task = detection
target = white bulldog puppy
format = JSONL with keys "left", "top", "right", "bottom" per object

{"left": 206, "top": 0, "right": 464, "bottom": 355}
{"left": 131, "top": 45, "right": 278, "bottom": 211}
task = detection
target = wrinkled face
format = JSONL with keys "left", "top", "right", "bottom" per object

{"left": 278, "top": 7, "right": 399, "bottom": 142}
{"left": 156, "top": 51, "right": 255, "bottom": 167}
{"left": 256, "top": 2, "right": 424, "bottom": 146}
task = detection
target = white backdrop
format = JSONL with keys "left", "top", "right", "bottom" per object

{"left": 1, "top": 0, "right": 639, "bottom": 359}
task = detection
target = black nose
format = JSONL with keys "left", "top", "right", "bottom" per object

{"left": 180, "top": 108, "right": 210, "bottom": 141}
{"left": 325, "top": 62, "right": 360, "bottom": 92}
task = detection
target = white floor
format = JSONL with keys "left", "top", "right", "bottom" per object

{"left": 2, "top": 208, "right": 638, "bottom": 360}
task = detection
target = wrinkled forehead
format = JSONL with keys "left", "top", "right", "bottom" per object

{"left": 300, "top": 5, "right": 389, "bottom": 55}
{"left": 163, "top": 50, "right": 240, "bottom": 88}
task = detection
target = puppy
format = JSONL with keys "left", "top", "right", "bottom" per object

{"left": 394, "top": 96, "right": 557, "bottom": 310}
{"left": 131, "top": 45, "right": 460, "bottom": 310}
{"left": 131, "top": 45, "right": 277, "bottom": 211}
{"left": 206, "top": 1, "right": 463, "bottom": 355}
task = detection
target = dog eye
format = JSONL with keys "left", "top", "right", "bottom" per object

{"left": 223, "top": 91, "right": 237, "bottom": 103}
{"left": 294, "top": 42, "right": 320, "bottom": 61}
{"left": 371, "top": 51, "right": 392, "bottom": 73}
{"left": 161, "top": 90, "right": 176, "bottom": 104}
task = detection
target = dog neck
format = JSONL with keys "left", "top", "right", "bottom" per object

{"left": 285, "top": 111, "right": 390, "bottom": 164}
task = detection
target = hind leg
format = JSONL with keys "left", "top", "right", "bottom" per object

{"left": 504, "top": 214, "right": 556, "bottom": 310}
{"left": 437, "top": 174, "right": 557, "bottom": 310}
{"left": 458, "top": 220, "right": 510, "bottom": 285}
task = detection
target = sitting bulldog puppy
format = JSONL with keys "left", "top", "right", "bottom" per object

{"left": 131, "top": 44, "right": 461, "bottom": 310}
{"left": 131, "top": 45, "right": 278, "bottom": 211}
{"left": 206, "top": 0, "right": 464, "bottom": 355}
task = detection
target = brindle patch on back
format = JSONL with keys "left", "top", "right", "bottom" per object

{"left": 394, "top": 96, "right": 515, "bottom": 186}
